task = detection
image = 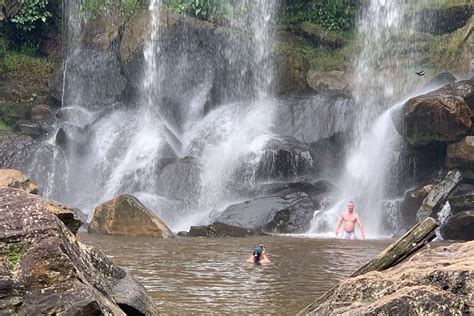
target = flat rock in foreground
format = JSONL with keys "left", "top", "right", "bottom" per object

{"left": 305, "top": 241, "right": 474, "bottom": 315}
{"left": 89, "top": 194, "right": 174, "bottom": 238}
{"left": 0, "top": 187, "right": 158, "bottom": 315}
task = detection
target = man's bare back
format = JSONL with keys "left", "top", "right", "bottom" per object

{"left": 335, "top": 201, "right": 366, "bottom": 240}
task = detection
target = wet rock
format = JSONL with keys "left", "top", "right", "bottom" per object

{"left": 254, "top": 136, "right": 317, "bottom": 181}
{"left": 417, "top": 170, "right": 462, "bottom": 222}
{"left": 425, "top": 72, "right": 457, "bottom": 90}
{"left": 55, "top": 127, "right": 67, "bottom": 146}
{"left": 188, "top": 222, "right": 262, "bottom": 237}
{"left": 0, "top": 169, "right": 38, "bottom": 194}
{"left": 59, "top": 50, "right": 127, "bottom": 107}
{"left": 275, "top": 33, "right": 310, "bottom": 95}
{"left": 448, "top": 183, "right": 474, "bottom": 214}
{"left": 392, "top": 79, "right": 473, "bottom": 146}
{"left": 156, "top": 156, "right": 201, "bottom": 205}
{"left": 0, "top": 187, "right": 157, "bottom": 315}
{"left": 215, "top": 190, "right": 316, "bottom": 233}
{"left": 292, "top": 22, "right": 347, "bottom": 48}
{"left": 274, "top": 95, "right": 353, "bottom": 145}
{"left": 309, "top": 132, "right": 348, "bottom": 175}
{"left": 30, "top": 104, "right": 53, "bottom": 121}
{"left": 399, "top": 184, "right": 434, "bottom": 228}
{"left": 441, "top": 210, "right": 474, "bottom": 241}
{"left": 306, "top": 70, "right": 348, "bottom": 95}
{"left": 308, "top": 241, "right": 474, "bottom": 314}
{"left": 89, "top": 194, "right": 174, "bottom": 238}
{"left": 14, "top": 120, "right": 48, "bottom": 139}
{"left": 83, "top": 8, "right": 125, "bottom": 51}
{"left": 411, "top": 4, "right": 474, "bottom": 35}
{"left": 447, "top": 136, "right": 474, "bottom": 180}
{"left": 0, "top": 132, "right": 36, "bottom": 170}
{"left": 43, "top": 199, "right": 83, "bottom": 235}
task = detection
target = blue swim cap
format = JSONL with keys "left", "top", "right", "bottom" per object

{"left": 253, "top": 247, "right": 262, "bottom": 257}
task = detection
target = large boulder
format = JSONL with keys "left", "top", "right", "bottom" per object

{"left": 424, "top": 71, "right": 457, "bottom": 90}
{"left": 448, "top": 183, "right": 474, "bottom": 214}
{"left": 0, "top": 169, "right": 38, "bottom": 194}
{"left": 417, "top": 170, "right": 462, "bottom": 222}
{"left": 0, "top": 132, "right": 37, "bottom": 170}
{"left": 392, "top": 79, "right": 473, "bottom": 146}
{"left": 155, "top": 156, "right": 201, "bottom": 206}
{"left": 306, "top": 70, "right": 348, "bottom": 95}
{"left": 188, "top": 222, "right": 262, "bottom": 238}
{"left": 398, "top": 184, "right": 434, "bottom": 229}
{"left": 253, "top": 136, "right": 317, "bottom": 182}
{"left": 447, "top": 136, "right": 474, "bottom": 180}
{"left": 274, "top": 95, "right": 353, "bottom": 145}
{"left": 440, "top": 211, "right": 474, "bottom": 241}
{"left": 0, "top": 187, "right": 157, "bottom": 315}
{"left": 305, "top": 241, "right": 474, "bottom": 314}
{"left": 215, "top": 190, "right": 316, "bottom": 234}
{"left": 89, "top": 194, "right": 174, "bottom": 238}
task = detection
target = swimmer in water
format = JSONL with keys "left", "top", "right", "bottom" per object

{"left": 246, "top": 244, "right": 271, "bottom": 264}
{"left": 335, "top": 201, "right": 366, "bottom": 240}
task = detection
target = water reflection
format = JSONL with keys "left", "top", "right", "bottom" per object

{"left": 79, "top": 234, "right": 390, "bottom": 314}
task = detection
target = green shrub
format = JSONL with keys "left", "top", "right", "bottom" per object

{"left": 82, "top": 0, "right": 141, "bottom": 15}
{"left": 284, "top": 1, "right": 357, "bottom": 32}
{"left": 10, "top": 0, "right": 53, "bottom": 32}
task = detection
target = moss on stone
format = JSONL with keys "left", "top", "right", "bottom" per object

{"left": 6, "top": 245, "right": 23, "bottom": 270}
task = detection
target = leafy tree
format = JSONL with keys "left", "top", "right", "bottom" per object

{"left": 10, "top": 0, "right": 52, "bottom": 31}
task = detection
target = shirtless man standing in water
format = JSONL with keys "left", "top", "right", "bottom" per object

{"left": 335, "top": 201, "right": 366, "bottom": 240}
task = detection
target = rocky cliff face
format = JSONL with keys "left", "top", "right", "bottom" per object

{"left": 0, "top": 187, "right": 158, "bottom": 315}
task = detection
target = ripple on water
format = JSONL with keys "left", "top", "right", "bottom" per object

{"left": 79, "top": 234, "right": 390, "bottom": 314}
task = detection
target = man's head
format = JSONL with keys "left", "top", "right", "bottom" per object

{"left": 347, "top": 201, "right": 354, "bottom": 212}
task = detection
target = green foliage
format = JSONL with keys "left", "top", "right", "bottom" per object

{"left": 164, "top": 0, "right": 235, "bottom": 22}
{"left": 1, "top": 46, "right": 54, "bottom": 79}
{"left": 284, "top": 1, "right": 357, "bottom": 32}
{"left": 10, "top": 0, "right": 53, "bottom": 31}
{"left": 1, "top": 52, "right": 54, "bottom": 79}
{"left": 82, "top": 0, "right": 141, "bottom": 15}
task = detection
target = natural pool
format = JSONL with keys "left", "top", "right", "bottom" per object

{"left": 79, "top": 234, "right": 392, "bottom": 314}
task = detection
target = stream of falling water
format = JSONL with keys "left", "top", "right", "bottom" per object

{"left": 29, "top": 0, "right": 280, "bottom": 231}
{"left": 309, "top": 0, "right": 428, "bottom": 238}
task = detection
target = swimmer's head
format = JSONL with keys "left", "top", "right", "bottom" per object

{"left": 348, "top": 201, "right": 354, "bottom": 212}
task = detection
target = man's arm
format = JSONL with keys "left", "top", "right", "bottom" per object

{"left": 335, "top": 215, "right": 343, "bottom": 236}
{"left": 356, "top": 215, "right": 366, "bottom": 240}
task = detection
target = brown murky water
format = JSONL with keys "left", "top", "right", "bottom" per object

{"left": 79, "top": 234, "right": 391, "bottom": 314}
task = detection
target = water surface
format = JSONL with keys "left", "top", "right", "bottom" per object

{"left": 79, "top": 234, "right": 391, "bottom": 314}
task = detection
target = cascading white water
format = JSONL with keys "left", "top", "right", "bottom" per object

{"left": 30, "top": 0, "right": 279, "bottom": 231}
{"left": 309, "top": 0, "right": 427, "bottom": 238}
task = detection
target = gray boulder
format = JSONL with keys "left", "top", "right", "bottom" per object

{"left": 0, "top": 187, "right": 158, "bottom": 315}
{"left": 441, "top": 210, "right": 474, "bottom": 241}
{"left": 0, "top": 132, "right": 37, "bottom": 170}
{"left": 448, "top": 184, "right": 474, "bottom": 214}
{"left": 188, "top": 222, "right": 262, "bottom": 237}
{"left": 446, "top": 136, "right": 474, "bottom": 180}
{"left": 425, "top": 72, "right": 457, "bottom": 90}
{"left": 417, "top": 170, "right": 463, "bottom": 222}
{"left": 215, "top": 190, "right": 316, "bottom": 234}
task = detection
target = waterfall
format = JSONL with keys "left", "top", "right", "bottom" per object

{"left": 29, "top": 0, "right": 279, "bottom": 231}
{"left": 309, "top": 0, "right": 428, "bottom": 238}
